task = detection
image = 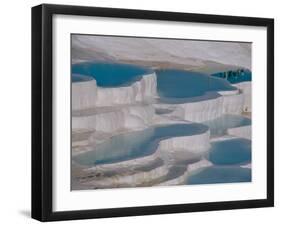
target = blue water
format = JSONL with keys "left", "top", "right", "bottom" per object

{"left": 207, "top": 138, "right": 251, "bottom": 165}
{"left": 156, "top": 69, "right": 237, "bottom": 103}
{"left": 203, "top": 114, "right": 251, "bottom": 136}
{"left": 72, "top": 74, "right": 93, "bottom": 83}
{"left": 211, "top": 69, "right": 252, "bottom": 84}
{"left": 73, "top": 123, "right": 208, "bottom": 166}
{"left": 187, "top": 166, "right": 251, "bottom": 184}
{"left": 186, "top": 138, "right": 251, "bottom": 185}
{"left": 72, "top": 62, "right": 153, "bottom": 87}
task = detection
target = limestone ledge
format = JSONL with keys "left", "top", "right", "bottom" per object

{"left": 72, "top": 72, "right": 157, "bottom": 110}
{"left": 72, "top": 104, "right": 155, "bottom": 133}
{"left": 157, "top": 166, "right": 189, "bottom": 186}
{"left": 81, "top": 164, "right": 169, "bottom": 188}
{"left": 233, "top": 81, "right": 251, "bottom": 112}
{"left": 156, "top": 83, "right": 251, "bottom": 123}
{"left": 227, "top": 125, "right": 252, "bottom": 140}
{"left": 82, "top": 128, "right": 210, "bottom": 173}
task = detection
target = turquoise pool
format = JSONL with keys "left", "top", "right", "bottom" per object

{"left": 156, "top": 69, "right": 237, "bottom": 103}
{"left": 186, "top": 138, "right": 251, "bottom": 185}
{"left": 202, "top": 114, "right": 251, "bottom": 136}
{"left": 72, "top": 62, "right": 153, "bottom": 87}
{"left": 73, "top": 123, "right": 208, "bottom": 166}
{"left": 207, "top": 138, "right": 251, "bottom": 165}
{"left": 187, "top": 166, "right": 251, "bottom": 184}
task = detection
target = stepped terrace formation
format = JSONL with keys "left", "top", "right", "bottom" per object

{"left": 71, "top": 35, "right": 252, "bottom": 190}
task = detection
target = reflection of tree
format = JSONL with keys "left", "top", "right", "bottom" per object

{"left": 212, "top": 69, "right": 250, "bottom": 83}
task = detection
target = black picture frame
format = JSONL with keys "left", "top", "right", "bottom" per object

{"left": 32, "top": 3, "right": 274, "bottom": 222}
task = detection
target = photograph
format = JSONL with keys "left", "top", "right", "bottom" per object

{"left": 30, "top": 3, "right": 274, "bottom": 221}
{"left": 71, "top": 35, "right": 252, "bottom": 190}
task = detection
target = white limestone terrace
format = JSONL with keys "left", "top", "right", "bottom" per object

{"left": 76, "top": 158, "right": 170, "bottom": 189}
{"left": 227, "top": 125, "right": 251, "bottom": 140}
{"left": 72, "top": 66, "right": 251, "bottom": 136}
{"left": 73, "top": 160, "right": 191, "bottom": 189}
{"left": 233, "top": 81, "right": 252, "bottom": 112}
{"left": 72, "top": 68, "right": 251, "bottom": 189}
{"left": 72, "top": 73, "right": 157, "bottom": 109}
{"left": 185, "top": 158, "right": 213, "bottom": 184}
{"left": 72, "top": 123, "right": 210, "bottom": 189}
{"left": 71, "top": 35, "right": 252, "bottom": 189}
{"left": 185, "top": 135, "right": 251, "bottom": 185}
{"left": 155, "top": 91, "right": 238, "bottom": 123}
{"left": 73, "top": 144, "right": 205, "bottom": 189}
{"left": 71, "top": 69, "right": 251, "bottom": 189}
{"left": 72, "top": 103, "right": 155, "bottom": 133}
{"left": 72, "top": 62, "right": 157, "bottom": 110}
{"left": 72, "top": 123, "right": 210, "bottom": 166}
{"left": 72, "top": 111, "right": 251, "bottom": 189}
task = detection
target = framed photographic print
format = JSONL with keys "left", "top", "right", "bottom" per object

{"left": 32, "top": 4, "right": 274, "bottom": 221}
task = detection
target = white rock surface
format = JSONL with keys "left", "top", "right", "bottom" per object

{"left": 96, "top": 72, "right": 157, "bottom": 106}
{"left": 77, "top": 122, "right": 210, "bottom": 171}
{"left": 187, "top": 159, "right": 213, "bottom": 172}
{"left": 227, "top": 125, "right": 252, "bottom": 139}
{"left": 156, "top": 86, "right": 249, "bottom": 123}
{"left": 171, "top": 96, "right": 224, "bottom": 122}
{"left": 158, "top": 131, "right": 210, "bottom": 155}
{"left": 72, "top": 104, "right": 155, "bottom": 132}
{"left": 72, "top": 35, "right": 251, "bottom": 69}
{"left": 72, "top": 72, "right": 157, "bottom": 109}
{"left": 233, "top": 81, "right": 252, "bottom": 112}
{"left": 81, "top": 164, "right": 169, "bottom": 188}
{"left": 86, "top": 153, "right": 160, "bottom": 172}
{"left": 222, "top": 92, "right": 244, "bottom": 114}
{"left": 72, "top": 79, "right": 97, "bottom": 111}
{"left": 71, "top": 57, "right": 251, "bottom": 189}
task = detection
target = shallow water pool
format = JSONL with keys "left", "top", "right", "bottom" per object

{"left": 207, "top": 138, "right": 251, "bottom": 165}
{"left": 72, "top": 62, "right": 153, "bottom": 87}
{"left": 202, "top": 114, "right": 251, "bottom": 136}
{"left": 156, "top": 69, "right": 236, "bottom": 103}
{"left": 187, "top": 166, "right": 251, "bottom": 185}
{"left": 73, "top": 123, "right": 208, "bottom": 166}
